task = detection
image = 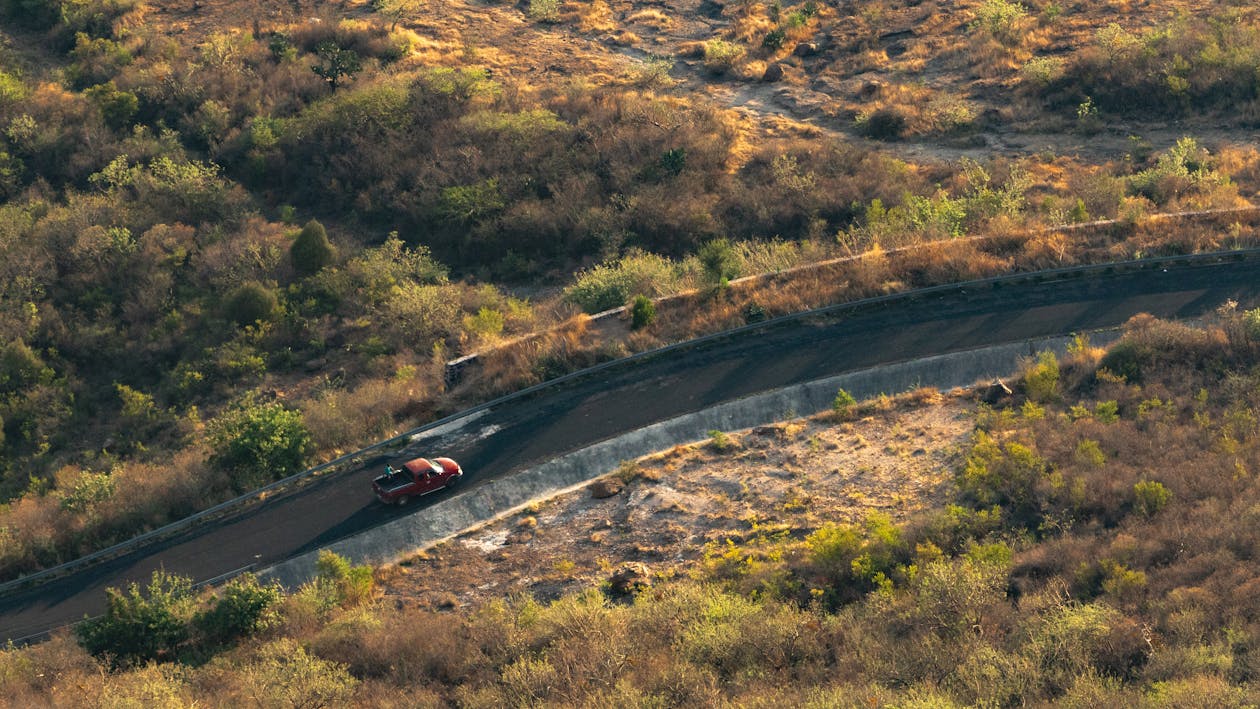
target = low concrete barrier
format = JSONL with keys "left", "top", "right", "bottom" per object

{"left": 260, "top": 329, "right": 1119, "bottom": 589}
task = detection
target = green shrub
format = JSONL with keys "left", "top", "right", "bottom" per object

{"left": 0, "top": 340, "right": 50, "bottom": 393}
{"left": 1132, "top": 479, "right": 1171, "bottom": 517}
{"left": 958, "top": 431, "right": 1048, "bottom": 527}
{"left": 239, "top": 639, "right": 359, "bottom": 706}
{"left": 630, "top": 294, "right": 656, "bottom": 330}
{"left": 702, "top": 39, "right": 744, "bottom": 74}
{"left": 315, "top": 550, "right": 376, "bottom": 607}
{"left": 1098, "top": 341, "right": 1148, "bottom": 383}
{"left": 833, "top": 388, "right": 857, "bottom": 417}
{"left": 58, "top": 470, "right": 115, "bottom": 512}
{"left": 1021, "top": 56, "right": 1064, "bottom": 86}
{"left": 464, "top": 307, "right": 506, "bottom": 338}
{"left": 76, "top": 570, "right": 195, "bottom": 667}
{"left": 528, "top": 0, "right": 559, "bottom": 22}
{"left": 439, "top": 178, "right": 505, "bottom": 223}
{"left": 1024, "top": 351, "right": 1060, "bottom": 403}
{"left": 290, "top": 219, "right": 337, "bottom": 276}
{"left": 564, "top": 251, "right": 679, "bottom": 314}
{"left": 1074, "top": 439, "right": 1105, "bottom": 469}
{"left": 763, "top": 28, "right": 786, "bottom": 50}
{"left": 971, "top": 0, "right": 1027, "bottom": 46}
{"left": 224, "top": 281, "right": 279, "bottom": 326}
{"left": 84, "top": 81, "right": 137, "bottom": 129}
{"left": 698, "top": 238, "right": 741, "bottom": 285}
{"left": 1244, "top": 308, "right": 1260, "bottom": 341}
{"left": 195, "top": 573, "right": 283, "bottom": 646}
{"left": 209, "top": 396, "right": 313, "bottom": 491}
{"left": 707, "top": 429, "right": 734, "bottom": 452}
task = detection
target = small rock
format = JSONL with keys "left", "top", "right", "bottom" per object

{"left": 607, "top": 562, "right": 652, "bottom": 598}
{"left": 698, "top": 0, "right": 724, "bottom": 17}
{"left": 981, "top": 378, "right": 1014, "bottom": 405}
{"left": 885, "top": 41, "right": 907, "bottom": 58}
{"left": 762, "top": 62, "right": 785, "bottom": 82}
{"left": 793, "top": 42, "right": 818, "bottom": 57}
{"left": 304, "top": 357, "right": 328, "bottom": 372}
{"left": 590, "top": 478, "right": 624, "bottom": 498}
{"left": 752, "top": 425, "right": 787, "bottom": 441}
{"left": 858, "top": 81, "right": 883, "bottom": 100}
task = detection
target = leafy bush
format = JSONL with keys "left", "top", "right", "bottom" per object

{"left": 224, "top": 281, "right": 279, "bottom": 327}
{"left": 290, "top": 220, "right": 337, "bottom": 276}
{"left": 1128, "top": 137, "right": 1224, "bottom": 206}
{"left": 1132, "top": 480, "right": 1171, "bottom": 517}
{"left": 528, "top": 0, "right": 559, "bottom": 22}
{"left": 630, "top": 294, "right": 656, "bottom": 330}
{"left": 971, "top": 0, "right": 1027, "bottom": 46}
{"left": 958, "top": 431, "right": 1048, "bottom": 528}
{"left": 707, "top": 429, "right": 735, "bottom": 452}
{"left": 195, "top": 573, "right": 283, "bottom": 647}
{"left": 1054, "top": 14, "right": 1260, "bottom": 117}
{"left": 315, "top": 550, "right": 376, "bottom": 607}
{"left": 209, "top": 396, "right": 313, "bottom": 491}
{"left": 237, "top": 639, "right": 359, "bottom": 706}
{"left": 76, "top": 571, "right": 195, "bottom": 667}
{"left": 702, "top": 40, "right": 744, "bottom": 74}
{"left": 1024, "top": 351, "right": 1060, "bottom": 402}
{"left": 564, "top": 251, "right": 679, "bottom": 314}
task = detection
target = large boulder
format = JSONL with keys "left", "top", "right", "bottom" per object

{"left": 589, "top": 478, "right": 624, "bottom": 498}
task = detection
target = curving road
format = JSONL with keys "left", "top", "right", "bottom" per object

{"left": 4, "top": 255, "right": 1260, "bottom": 641}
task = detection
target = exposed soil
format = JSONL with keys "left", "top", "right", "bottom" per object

{"left": 377, "top": 393, "right": 973, "bottom": 610}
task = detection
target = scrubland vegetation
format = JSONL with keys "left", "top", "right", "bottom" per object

{"left": 10, "top": 310, "right": 1260, "bottom": 705}
{"left": 1, "top": 0, "right": 1260, "bottom": 627}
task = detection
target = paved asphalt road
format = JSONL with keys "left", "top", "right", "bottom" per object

{"left": 4, "top": 257, "right": 1260, "bottom": 641}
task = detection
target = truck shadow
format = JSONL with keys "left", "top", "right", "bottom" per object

{"left": 291, "top": 484, "right": 462, "bottom": 556}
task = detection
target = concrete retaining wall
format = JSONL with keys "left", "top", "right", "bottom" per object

{"left": 259, "top": 330, "right": 1117, "bottom": 589}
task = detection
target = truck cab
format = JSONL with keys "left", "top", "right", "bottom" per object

{"left": 373, "top": 457, "right": 463, "bottom": 506}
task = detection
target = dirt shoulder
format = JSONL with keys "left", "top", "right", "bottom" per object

{"left": 377, "top": 391, "right": 973, "bottom": 609}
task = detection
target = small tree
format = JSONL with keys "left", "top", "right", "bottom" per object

{"left": 311, "top": 41, "right": 362, "bottom": 91}
{"left": 630, "top": 294, "right": 656, "bottom": 329}
{"left": 210, "top": 396, "right": 313, "bottom": 491}
{"left": 290, "top": 219, "right": 337, "bottom": 276}
{"left": 76, "top": 571, "right": 195, "bottom": 667}
{"left": 375, "top": 0, "right": 420, "bottom": 30}
{"left": 833, "top": 388, "right": 857, "bottom": 418}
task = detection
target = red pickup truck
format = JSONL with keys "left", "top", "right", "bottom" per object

{"left": 373, "top": 457, "right": 463, "bottom": 506}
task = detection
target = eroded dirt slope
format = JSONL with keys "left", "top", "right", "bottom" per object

{"left": 379, "top": 391, "right": 972, "bottom": 609}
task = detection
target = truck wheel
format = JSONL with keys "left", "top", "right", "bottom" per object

{"left": 395, "top": 495, "right": 410, "bottom": 507}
